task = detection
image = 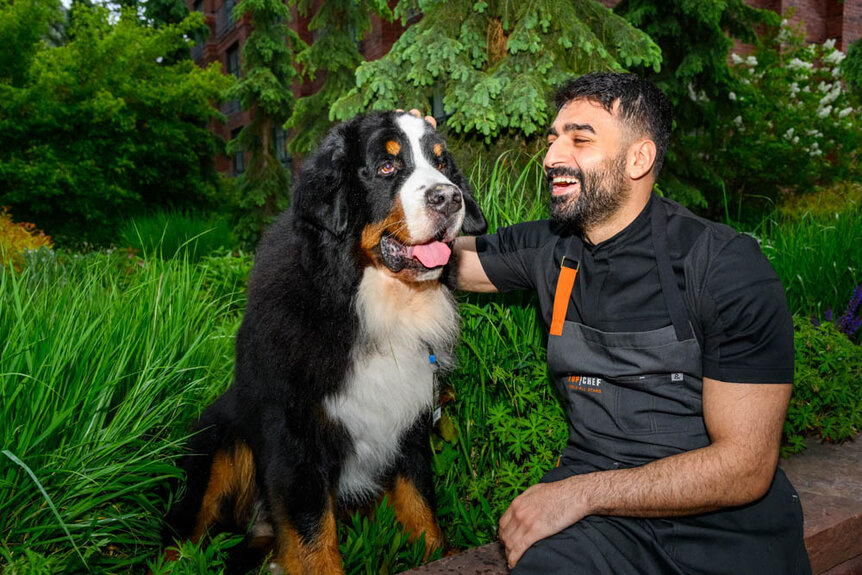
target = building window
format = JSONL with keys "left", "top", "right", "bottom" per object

{"left": 273, "top": 126, "right": 291, "bottom": 169}
{"left": 226, "top": 42, "right": 241, "bottom": 78}
{"left": 191, "top": 0, "right": 205, "bottom": 61}
{"left": 232, "top": 128, "right": 245, "bottom": 176}
{"left": 216, "top": 0, "right": 235, "bottom": 37}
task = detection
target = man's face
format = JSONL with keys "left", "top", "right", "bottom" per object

{"left": 543, "top": 99, "right": 631, "bottom": 231}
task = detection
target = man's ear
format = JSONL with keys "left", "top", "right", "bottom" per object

{"left": 292, "top": 122, "right": 353, "bottom": 237}
{"left": 628, "top": 138, "right": 657, "bottom": 181}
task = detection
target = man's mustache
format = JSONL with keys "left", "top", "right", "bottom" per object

{"left": 546, "top": 167, "right": 584, "bottom": 183}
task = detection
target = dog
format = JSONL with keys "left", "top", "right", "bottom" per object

{"left": 162, "top": 111, "right": 487, "bottom": 574}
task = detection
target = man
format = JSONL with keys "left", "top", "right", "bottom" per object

{"left": 453, "top": 73, "right": 812, "bottom": 574}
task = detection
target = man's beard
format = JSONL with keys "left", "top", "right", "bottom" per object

{"left": 548, "top": 151, "right": 630, "bottom": 232}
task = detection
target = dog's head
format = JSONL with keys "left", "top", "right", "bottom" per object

{"left": 293, "top": 111, "right": 487, "bottom": 283}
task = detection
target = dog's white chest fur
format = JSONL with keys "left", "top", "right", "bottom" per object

{"left": 323, "top": 266, "right": 458, "bottom": 502}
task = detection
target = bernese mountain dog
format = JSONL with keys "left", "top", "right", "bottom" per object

{"left": 163, "top": 111, "right": 487, "bottom": 574}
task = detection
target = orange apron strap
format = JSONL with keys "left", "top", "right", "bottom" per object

{"left": 549, "top": 257, "right": 579, "bottom": 337}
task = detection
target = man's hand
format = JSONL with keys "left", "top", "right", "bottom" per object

{"left": 498, "top": 479, "right": 590, "bottom": 568}
{"left": 398, "top": 108, "right": 437, "bottom": 129}
{"left": 497, "top": 379, "right": 791, "bottom": 568}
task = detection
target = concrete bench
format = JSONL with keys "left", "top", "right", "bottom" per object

{"left": 406, "top": 438, "right": 862, "bottom": 575}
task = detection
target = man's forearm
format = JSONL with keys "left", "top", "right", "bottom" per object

{"left": 562, "top": 441, "right": 776, "bottom": 520}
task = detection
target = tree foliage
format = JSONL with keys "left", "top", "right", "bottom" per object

{"left": 0, "top": 5, "right": 232, "bottom": 246}
{"left": 227, "top": 0, "right": 304, "bottom": 245}
{"left": 286, "top": 0, "right": 391, "bottom": 155}
{"left": 613, "top": 0, "right": 779, "bottom": 209}
{"left": 330, "top": 0, "right": 661, "bottom": 144}
{"left": 0, "top": 0, "right": 61, "bottom": 88}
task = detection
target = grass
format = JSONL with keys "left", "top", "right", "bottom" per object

{"left": 115, "top": 211, "right": 235, "bottom": 262}
{"left": 0, "top": 252, "right": 239, "bottom": 572}
{"left": 1, "top": 156, "right": 860, "bottom": 573}
{"left": 756, "top": 204, "right": 862, "bottom": 318}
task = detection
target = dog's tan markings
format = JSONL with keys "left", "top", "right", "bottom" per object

{"left": 389, "top": 476, "right": 444, "bottom": 559}
{"left": 433, "top": 143, "right": 443, "bottom": 157}
{"left": 360, "top": 201, "right": 409, "bottom": 255}
{"left": 386, "top": 140, "right": 401, "bottom": 156}
{"left": 276, "top": 503, "right": 343, "bottom": 574}
{"left": 190, "top": 442, "right": 256, "bottom": 543}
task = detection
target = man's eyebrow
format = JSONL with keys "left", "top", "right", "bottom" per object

{"left": 546, "top": 123, "right": 596, "bottom": 137}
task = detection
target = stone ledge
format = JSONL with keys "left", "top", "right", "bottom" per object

{"left": 406, "top": 438, "right": 862, "bottom": 575}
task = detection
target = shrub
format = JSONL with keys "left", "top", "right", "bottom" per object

{"left": 0, "top": 5, "right": 232, "bottom": 247}
{"left": 0, "top": 206, "right": 52, "bottom": 270}
{"left": 679, "top": 19, "right": 861, "bottom": 221}
{"left": 784, "top": 316, "right": 862, "bottom": 455}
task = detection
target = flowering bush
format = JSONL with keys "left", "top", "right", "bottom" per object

{"left": 0, "top": 206, "right": 52, "bottom": 269}
{"left": 680, "top": 18, "right": 861, "bottom": 220}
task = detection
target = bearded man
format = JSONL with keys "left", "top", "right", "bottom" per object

{"left": 453, "top": 72, "right": 812, "bottom": 574}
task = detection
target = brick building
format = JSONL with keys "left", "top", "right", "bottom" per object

{"left": 189, "top": 0, "right": 862, "bottom": 175}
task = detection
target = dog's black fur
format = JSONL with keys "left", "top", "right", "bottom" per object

{"left": 163, "top": 111, "right": 486, "bottom": 573}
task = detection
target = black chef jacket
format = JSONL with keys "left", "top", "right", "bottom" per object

{"left": 476, "top": 194, "right": 795, "bottom": 385}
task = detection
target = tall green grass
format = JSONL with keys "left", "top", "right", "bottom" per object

{"left": 116, "top": 211, "right": 235, "bottom": 262}
{"left": 0, "top": 253, "right": 239, "bottom": 572}
{"left": 756, "top": 205, "right": 862, "bottom": 317}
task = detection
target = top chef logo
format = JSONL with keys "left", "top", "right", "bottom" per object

{"left": 566, "top": 375, "right": 603, "bottom": 395}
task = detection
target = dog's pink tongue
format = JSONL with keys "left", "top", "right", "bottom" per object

{"left": 410, "top": 241, "right": 451, "bottom": 268}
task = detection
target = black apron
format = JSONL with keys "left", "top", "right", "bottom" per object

{"left": 512, "top": 203, "right": 811, "bottom": 575}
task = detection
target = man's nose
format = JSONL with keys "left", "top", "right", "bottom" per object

{"left": 543, "top": 139, "right": 567, "bottom": 170}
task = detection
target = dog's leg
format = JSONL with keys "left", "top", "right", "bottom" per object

{"left": 386, "top": 416, "right": 444, "bottom": 559}
{"left": 269, "top": 493, "right": 343, "bottom": 575}
{"left": 387, "top": 475, "right": 444, "bottom": 558}
{"left": 186, "top": 441, "right": 256, "bottom": 542}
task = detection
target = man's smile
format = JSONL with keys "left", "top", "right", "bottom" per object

{"left": 551, "top": 175, "right": 581, "bottom": 196}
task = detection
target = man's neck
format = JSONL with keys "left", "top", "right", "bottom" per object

{"left": 583, "top": 190, "right": 652, "bottom": 246}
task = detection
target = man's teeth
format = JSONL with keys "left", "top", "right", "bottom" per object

{"left": 553, "top": 176, "right": 579, "bottom": 184}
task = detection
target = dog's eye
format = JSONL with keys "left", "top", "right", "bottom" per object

{"left": 436, "top": 160, "right": 445, "bottom": 171}
{"left": 378, "top": 162, "right": 396, "bottom": 176}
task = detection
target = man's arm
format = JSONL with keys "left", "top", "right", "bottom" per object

{"left": 453, "top": 236, "right": 497, "bottom": 293}
{"left": 498, "top": 377, "right": 791, "bottom": 568}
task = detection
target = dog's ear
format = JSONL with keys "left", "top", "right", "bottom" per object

{"left": 292, "top": 122, "right": 353, "bottom": 237}
{"left": 460, "top": 188, "right": 487, "bottom": 235}
{"left": 447, "top": 159, "right": 487, "bottom": 236}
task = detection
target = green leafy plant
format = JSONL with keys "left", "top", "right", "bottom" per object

{"left": 338, "top": 498, "right": 442, "bottom": 575}
{"left": 614, "top": 0, "right": 779, "bottom": 210}
{"left": 0, "top": 254, "right": 236, "bottom": 571}
{"left": 784, "top": 317, "right": 862, "bottom": 455}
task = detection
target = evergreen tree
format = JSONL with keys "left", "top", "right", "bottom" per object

{"left": 286, "top": 0, "right": 391, "bottom": 155}
{"left": 614, "top": 0, "right": 779, "bottom": 208}
{"left": 330, "top": 0, "right": 661, "bottom": 144}
{"left": 227, "top": 0, "right": 305, "bottom": 245}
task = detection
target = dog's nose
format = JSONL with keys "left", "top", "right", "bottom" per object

{"left": 425, "top": 184, "right": 462, "bottom": 217}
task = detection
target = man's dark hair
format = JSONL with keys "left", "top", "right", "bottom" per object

{"left": 555, "top": 72, "right": 673, "bottom": 177}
